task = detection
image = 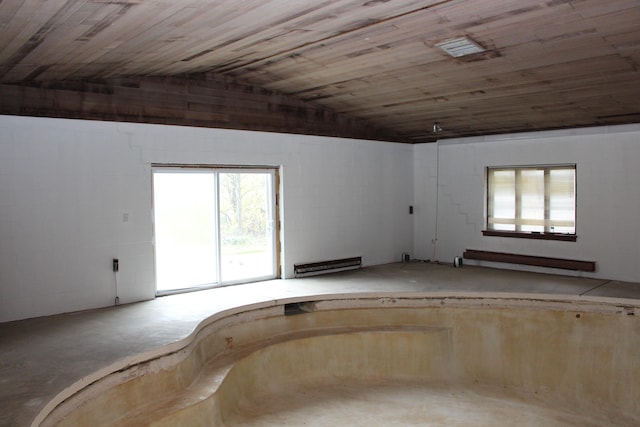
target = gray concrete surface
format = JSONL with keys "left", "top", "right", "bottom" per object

{"left": 1, "top": 262, "right": 639, "bottom": 426}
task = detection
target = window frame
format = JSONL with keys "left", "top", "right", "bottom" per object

{"left": 484, "top": 164, "right": 577, "bottom": 242}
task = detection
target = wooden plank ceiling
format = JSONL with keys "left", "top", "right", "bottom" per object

{"left": 0, "top": 0, "right": 639, "bottom": 143}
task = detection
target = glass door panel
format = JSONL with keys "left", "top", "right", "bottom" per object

{"left": 153, "top": 167, "right": 277, "bottom": 294}
{"left": 219, "top": 171, "right": 275, "bottom": 282}
{"left": 153, "top": 171, "right": 217, "bottom": 292}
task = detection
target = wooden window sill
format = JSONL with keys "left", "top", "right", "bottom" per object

{"left": 482, "top": 230, "right": 577, "bottom": 242}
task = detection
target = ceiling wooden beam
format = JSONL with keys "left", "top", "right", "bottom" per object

{"left": 0, "top": 73, "right": 414, "bottom": 143}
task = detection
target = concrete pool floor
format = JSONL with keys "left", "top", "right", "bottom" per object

{"left": 1, "top": 262, "right": 640, "bottom": 426}
{"left": 225, "top": 381, "right": 617, "bottom": 427}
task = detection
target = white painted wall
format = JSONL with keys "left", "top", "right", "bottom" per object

{"left": 413, "top": 125, "right": 640, "bottom": 282}
{"left": 413, "top": 143, "right": 438, "bottom": 261}
{"left": 0, "top": 115, "right": 414, "bottom": 322}
{"left": 3, "top": 115, "right": 639, "bottom": 322}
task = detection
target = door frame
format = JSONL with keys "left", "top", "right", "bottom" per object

{"left": 151, "top": 164, "right": 281, "bottom": 296}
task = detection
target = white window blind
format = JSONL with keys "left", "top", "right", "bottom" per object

{"left": 487, "top": 165, "right": 575, "bottom": 234}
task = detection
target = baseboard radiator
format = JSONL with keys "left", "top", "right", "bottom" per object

{"left": 463, "top": 249, "right": 596, "bottom": 272}
{"left": 294, "top": 256, "right": 362, "bottom": 277}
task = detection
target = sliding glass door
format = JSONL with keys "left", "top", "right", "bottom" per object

{"left": 153, "top": 167, "right": 277, "bottom": 293}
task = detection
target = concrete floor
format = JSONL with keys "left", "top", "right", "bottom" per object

{"left": 2, "top": 262, "right": 640, "bottom": 427}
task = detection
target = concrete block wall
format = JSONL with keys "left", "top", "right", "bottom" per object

{"left": 413, "top": 124, "right": 640, "bottom": 282}
{"left": 0, "top": 115, "right": 414, "bottom": 322}
{"left": 2, "top": 114, "right": 639, "bottom": 323}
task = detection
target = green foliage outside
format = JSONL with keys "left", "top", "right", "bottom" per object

{"left": 219, "top": 173, "right": 269, "bottom": 254}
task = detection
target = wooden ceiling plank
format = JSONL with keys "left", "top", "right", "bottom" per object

{"left": 1, "top": 0, "right": 638, "bottom": 139}
{"left": 0, "top": 0, "right": 63, "bottom": 63}
{"left": 10, "top": 4, "right": 101, "bottom": 74}
{"left": 572, "top": 0, "right": 640, "bottom": 19}
{"left": 226, "top": 9, "right": 599, "bottom": 94}
{"left": 337, "top": 82, "right": 638, "bottom": 126}
{"left": 202, "top": 0, "right": 455, "bottom": 73}
{"left": 125, "top": 1, "right": 352, "bottom": 72}
{"left": 255, "top": 24, "right": 620, "bottom": 93}
{"left": 182, "top": 0, "right": 448, "bottom": 76}
{"left": 43, "top": 2, "right": 196, "bottom": 79}
{"left": 0, "top": 74, "right": 405, "bottom": 142}
{"left": 334, "top": 80, "right": 639, "bottom": 130}
{"left": 0, "top": 0, "right": 28, "bottom": 28}
{"left": 267, "top": 37, "right": 632, "bottom": 107}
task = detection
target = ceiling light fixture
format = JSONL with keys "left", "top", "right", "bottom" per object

{"left": 436, "top": 37, "right": 485, "bottom": 57}
{"left": 433, "top": 122, "right": 442, "bottom": 133}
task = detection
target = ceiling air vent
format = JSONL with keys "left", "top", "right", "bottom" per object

{"left": 436, "top": 37, "right": 485, "bottom": 57}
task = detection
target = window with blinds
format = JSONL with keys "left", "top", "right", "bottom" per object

{"left": 487, "top": 165, "right": 576, "bottom": 235}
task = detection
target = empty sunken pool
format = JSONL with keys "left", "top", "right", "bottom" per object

{"left": 38, "top": 295, "right": 640, "bottom": 426}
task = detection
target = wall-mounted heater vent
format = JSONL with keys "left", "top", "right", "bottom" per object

{"left": 294, "top": 256, "right": 362, "bottom": 277}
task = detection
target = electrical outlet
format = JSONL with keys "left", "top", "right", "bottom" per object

{"left": 113, "top": 258, "right": 119, "bottom": 272}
